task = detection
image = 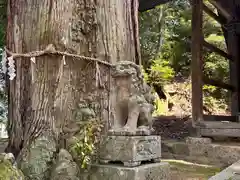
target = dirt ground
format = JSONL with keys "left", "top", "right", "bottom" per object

{"left": 153, "top": 115, "right": 195, "bottom": 140}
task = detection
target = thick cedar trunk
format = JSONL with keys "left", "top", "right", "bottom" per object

{"left": 6, "top": 0, "right": 140, "bottom": 158}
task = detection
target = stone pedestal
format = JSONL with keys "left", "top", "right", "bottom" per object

{"left": 88, "top": 162, "right": 170, "bottom": 180}
{"left": 87, "top": 135, "right": 170, "bottom": 180}
{"left": 99, "top": 135, "right": 161, "bottom": 167}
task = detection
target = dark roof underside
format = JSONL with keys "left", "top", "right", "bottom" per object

{"left": 139, "top": 0, "right": 170, "bottom": 12}
{"left": 139, "top": 0, "right": 240, "bottom": 18}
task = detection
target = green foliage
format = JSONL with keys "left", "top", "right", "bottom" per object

{"left": 0, "top": 0, "right": 7, "bottom": 124}
{"left": 69, "top": 119, "right": 103, "bottom": 169}
{"left": 139, "top": 5, "right": 175, "bottom": 87}
{"left": 0, "top": 49, "right": 7, "bottom": 124}
{"left": 204, "top": 34, "right": 229, "bottom": 83}
{"left": 160, "top": 0, "right": 192, "bottom": 76}
{"left": 139, "top": 0, "right": 230, "bottom": 113}
{"left": 146, "top": 59, "right": 174, "bottom": 86}
{"left": 0, "top": 159, "right": 24, "bottom": 180}
{"left": 139, "top": 5, "right": 165, "bottom": 67}
{"left": 140, "top": 0, "right": 228, "bottom": 78}
{"left": 0, "top": 0, "right": 6, "bottom": 48}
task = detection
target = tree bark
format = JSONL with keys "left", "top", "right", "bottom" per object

{"left": 6, "top": 0, "right": 140, "bottom": 159}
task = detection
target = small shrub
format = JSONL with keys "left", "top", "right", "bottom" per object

{"left": 69, "top": 118, "right": 103, "bottom": 169}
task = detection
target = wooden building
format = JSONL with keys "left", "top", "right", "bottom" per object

{"left": 139, "top": 0, "right": 240, "bottom": 137}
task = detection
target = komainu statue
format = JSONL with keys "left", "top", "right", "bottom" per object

{"left": 109, "top": 61, "right": 155, "bottom": 135}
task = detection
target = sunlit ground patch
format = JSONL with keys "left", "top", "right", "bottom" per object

{"left": 162, "top": 159, "right": 222, "bottom": 180}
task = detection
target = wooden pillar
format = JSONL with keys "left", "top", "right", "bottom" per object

{"left": 227, "top": 22, "right": 240, "bottom": 116}
{"left": 191, "top": 0, "right": 203, "bottom": 128}
{"left": 225, "top": 0, "right": 240, "bottom": 117}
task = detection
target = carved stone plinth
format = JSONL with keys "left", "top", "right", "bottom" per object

{"left": 87, "top": 162, "right": 170, "bottom": 180}
{"left": 99, "top": 135, "right": 161, "bottom": 167}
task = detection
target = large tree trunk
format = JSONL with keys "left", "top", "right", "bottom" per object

{"left": 6, "top": 0, "right": 140, "bottom": 168}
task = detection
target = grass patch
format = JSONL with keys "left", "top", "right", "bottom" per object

{"left": 163, "top": 159, "right": 222, "bottom": 179}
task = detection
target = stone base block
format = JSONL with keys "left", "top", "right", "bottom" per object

{"left": 185, "top": 137, "right": 212, "bottom": 144}
{"left": 99, "top": 135, "right": 161, "bottom": 167}
{"left": 185, "top": 137, "right": 212, "bottom": 156}
{"left": 108, "top": 128, "right": 154, "bottom": 136}
{"left": 88, "top": 162, "right": 170, "bottom": 180}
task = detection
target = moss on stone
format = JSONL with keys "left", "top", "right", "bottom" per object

{"left": 0, "top": 159, "right": 24, "bottom": 180}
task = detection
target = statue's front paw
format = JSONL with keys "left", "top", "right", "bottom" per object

{"left": 137, "top": 126, "right": 151, "bottom": 135}
{"left": 108, "top": 127, "right": 125, "bottom": 135}
{"left": 122, "top": 125, "right": 137, "bottom": 135}
{"left": 109, "top": 127, "right": 122, "bottom": 132}
{"left": 108, "top": 126, "right": 137, "bottom": 136}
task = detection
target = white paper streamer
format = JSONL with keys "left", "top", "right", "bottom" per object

{"left": 62, "top": 55, "right": 66, "bottom": 65}
{"left": 8, "top": 56, "right": 16, "bottom": 80}
{"left": 30, "top": 56, "right": 36, "bottom": 63}
{"left": 95, "top": 62, "right": 103, "bottom": 88}
{"left": 1, "top": 50, "right": 7, "bottom": 74}
{"left": 31, "top": 62, "right": 36, "bottom": 83}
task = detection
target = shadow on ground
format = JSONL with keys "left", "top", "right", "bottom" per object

{"left": 153, "top": 115, "right": 195, "bottom": 140}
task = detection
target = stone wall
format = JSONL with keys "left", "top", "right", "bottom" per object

{"left": 209, "top": 160, "right": 240, "bottom": 180}
{"left": 162, "top": 137, "right": 240, "bottom": 168}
